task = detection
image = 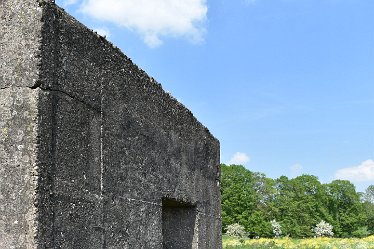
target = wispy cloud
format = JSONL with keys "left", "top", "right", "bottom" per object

{"left": 335, "top": 160, "right": 374, "bottom": 182}
{"left": 228, "top": 152, "right": 250, "bottom": 165}
{"left": 94, "top": 27, "right": 111, "bottom": 38}
{"left": 78, "top": 0, "right": 207, "bottom": 48}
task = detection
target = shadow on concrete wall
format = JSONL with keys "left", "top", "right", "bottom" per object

{"left": 162, "top": 198, "right": 197, "bottom": 249}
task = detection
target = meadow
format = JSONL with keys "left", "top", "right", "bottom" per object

{"left": 222, "top": 235, "right": 374, "bottom": 249}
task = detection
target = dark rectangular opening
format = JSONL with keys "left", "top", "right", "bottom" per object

{"left": 162, "top": 198, "right": 197, "bottom": 249}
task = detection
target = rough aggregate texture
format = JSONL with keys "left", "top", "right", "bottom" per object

{"left": 0, "top": 0, "right": 43, "bottom": 88}
{"left": 0, "top": 1, "right": 221, "bottom": 248}
{"left": 0, "top": 88, "right": 40, "bottom": 248}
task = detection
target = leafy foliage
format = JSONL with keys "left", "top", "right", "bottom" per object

{"left": 221, "top": 164, "right": 257, "bottom": 233}
{"left": 220, "top": 164, "right": 374, "bottom": 238}
{"left": 362, "top": 185, "right": 374, "bottom": 234}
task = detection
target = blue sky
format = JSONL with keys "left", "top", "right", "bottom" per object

{"left": 56, "top": 0, "right": 374, "bottom": 192}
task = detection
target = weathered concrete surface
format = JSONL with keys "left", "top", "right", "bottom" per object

{"left": 0, "top": 88, "right": 40, "bottom": 248}
{"left": 0, "top": 0, "right": 44, "bottom": 88}
{"left": 162, "top": 199, "right": 198, "bottom": 248}
{"left": 50, "top": 92, "right": 103, "bottom": 248}
{"left": 0, "top": 0, "right": 221, "bottom": 248}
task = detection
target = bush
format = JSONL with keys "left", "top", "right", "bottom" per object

{"left": 226, "top": 223, "right": 246, "bottom": 238}
{"left": 352, "top": 226, "right": 370, "bottom": 238}
{"left": 271, "top": 219, "right": 282, "bottom": 238}
{"left": 313, "top": 220, "right": 334, "bottom": 237}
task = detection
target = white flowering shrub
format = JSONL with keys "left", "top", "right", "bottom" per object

{"left": 313, "top": 220, "right": 334, "bottom": 237}
{"left": 226, "top": 223, "right": 246, "bottom": 238}
{"left": 271, "top": 219, "right": 282, "bottom": 238}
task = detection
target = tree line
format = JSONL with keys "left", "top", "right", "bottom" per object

{"left": 220, "top": 164, "right": 374, "bottom": 238}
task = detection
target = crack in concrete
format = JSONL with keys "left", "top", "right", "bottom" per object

{"left": 34, "top": 86, "right": 100, "bottom": 112}
{"left": 0, "top": 85, "right": 95, "bottom": 113}
{"left": 0, "top": 83, "right": 102, "bottom": 246}
{"left": 30, "top": 80, "right": 42, "bottom": 89}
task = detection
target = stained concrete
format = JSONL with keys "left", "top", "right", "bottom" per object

{"left": 0, "top": 1, "right": 221, "bottom": 248}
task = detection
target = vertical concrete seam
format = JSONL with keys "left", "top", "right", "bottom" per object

{"left": 100, "top": 73, "right": 105, "bottom": 248}
{"left": 49, "top": 4, "right": 61, "bottom": 247}
{"left": 194, "top": 211, "right": 200, "bottom": 248}
{"left": 50, "top": 92, "right": 58, "bottom": 248}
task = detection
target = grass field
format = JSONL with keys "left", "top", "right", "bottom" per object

{"left": 222, "top": 235, "right": 374, "bottom": 249}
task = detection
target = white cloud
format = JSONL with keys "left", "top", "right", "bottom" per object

{"left": 79, "top": 0, "right": 207, "bottom": 47}
{"left": 335, "top": 160, "right": 374, "bottom": 182}
{"left": 290, "top": 163, "right": 303, "bottom": 177}
{"left": 228, "top": 152, "right": 250, "bottom": 165}
{"left": 94, "top": 27, "right": 111, "bottom": 38}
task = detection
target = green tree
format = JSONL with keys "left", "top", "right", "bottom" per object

{"left": 252, "top": 172, "right": 277, "bottom": 223}
{"left": 220, "top": 164, "right": 257, "bottom": 232}
{"left": 362, "top": 185, "right": 374, "bottom": 234}
{"left": 363, "top": 185, "right": 374, "bottom": 204}
{"left": 220, "top": 164, "right": 274, "bottom": 237}
{"left": 246, "top": 210, "right": 272, "bottom": 238}
{"left": 220, "top": 164, "right": 368, "bottom": 238}
{"left": 325, "top": 180, "right": 366, "bottom": 237}
{"left": 274, "top": 175, "right": 330, "bottom": 238}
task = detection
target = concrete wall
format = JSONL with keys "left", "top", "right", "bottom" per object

{"left": 0, "top": 88, "right": 40, "bottom": 248}
{"left": 0, "top": 0, "right": 44, "bottom": 247}
{"left": 0, "top": 1, "right": 221, "bottom": 248}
